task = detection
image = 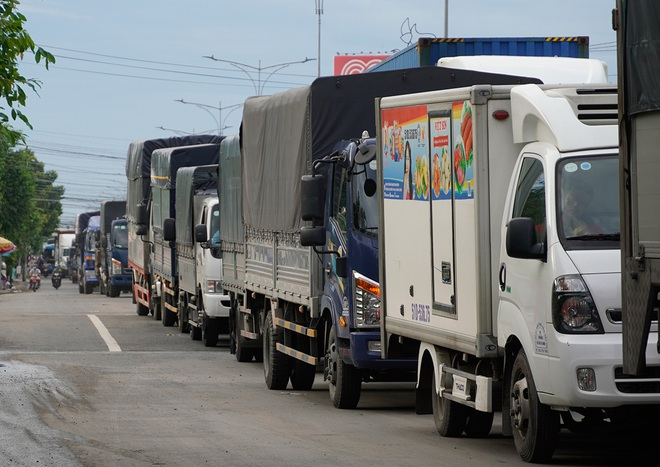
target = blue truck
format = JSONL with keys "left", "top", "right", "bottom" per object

{"left": 367, "top": 36, "right": 589, "bottom": 72}
{"left": 222, "top": 66, "right": 541, "bottom": 408}
{"left": 97, "top": 200, "right": 132, "bottom": 298}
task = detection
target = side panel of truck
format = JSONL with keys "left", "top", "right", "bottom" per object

{"left": 617, "top": 0, "right": 660, "bottom": 374}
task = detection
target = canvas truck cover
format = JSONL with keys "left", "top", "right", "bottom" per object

{"left": 100, "top": 200, "right": 126, "bottom": 234}
{"left": 74, "top": 210, "right": 101, "bottom": 235}
{"left": 240, "top": 66, "right": 541, "bottom": 232}
{"left": 621, "top": 0, "right": 660, "bottom": 115}
{"left": 151, "top": 144, "right": 220, "bottom": 190}
{"left": 219, "top": 134, "right": 243, "bottom": 244}
{"left": 125, "top": 135, "right": 223, "bottom": 223}
{"left": 175, "top": 165, "right": 218, "bottom": 247}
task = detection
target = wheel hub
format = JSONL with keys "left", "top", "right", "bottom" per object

{"left": 511, "top": 376, "right": 530, "bottom": 435}
{"left": 325, "top": 338, "right": 337, "bottom": 385}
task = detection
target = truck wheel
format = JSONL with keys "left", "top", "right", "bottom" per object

{"left": 109, "top": 283, "right": 120, "bottom": 298}
{"left": 177, "top": 298, "right": 189, "bottom": 333}
{"left": 464, "top": 408, "right": 494, "bottom": 438}
{"left": 290, "top": 360, "right": 316, "bottom": 390}
{"left": 162, "top": 294, "right": 176, "bottom": 327}
{"left": 190, "top": 324, "right": 202, "bottom": 341}
{"left": 510, "top": 350, "right": 560, "bottom": 463}
{"left": 79, "top": 282, "right": 84, "bottom": 294}
{"left": 431, "top": 369, "right": 468, "bottom": 437}
{"left": 84, "top": 281, "right": 94, "bottom": 294}
{"left": 202, "top": 314, "right": 219, "bottom": 347}
{"left": 136, "top": 301, "right": 149, "bottom": 316}
{"left": 263, "top": 312, "right": 291, "bottom": 390}
{"left": 326, "top": 325, "right": 361, "bottom": 409}
{"left": 234, "top": 308, "right": 255, "bottom": 362}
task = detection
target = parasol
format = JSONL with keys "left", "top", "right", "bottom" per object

{"left": 0, "top": 236, "right": 17, "bottom": 255}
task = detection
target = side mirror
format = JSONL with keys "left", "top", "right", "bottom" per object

{"left": 506, "top": 217, "right": 545, "bottom": 260}
{"left": 300, "top": 226, "right": 326, "bottom": 247}
{"left": 355, "top": 142, "right": 377, "bottom": 165}
{"left": 301, "top": 174, "right": 326, "bottom": 222}
{"left": 195, "top": 224, "right": 208, "bottom": 243}
{"left": 136, "top": 224, "right": 148, "bottom": 236}
{"left": 163, "top": 218, "right": 176, "bottom": 241}
{"left": 137, "top": 202, "right": 147, "bottom": 226}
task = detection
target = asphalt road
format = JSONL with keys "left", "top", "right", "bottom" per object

{"left": 0, "top": 280, "right": 657, "bottom": 466}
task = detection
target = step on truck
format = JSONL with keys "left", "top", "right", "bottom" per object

{"left": 97, "top": 200, "right": 131, "bottom": 297}
{"left": 125, "top": 135, "right": 223, "bottom": 318}
{"left": 367, "top": 64, "right": 660, "bottom": 462}
{"left": 166, "top": 164, "right": 230, "bottom": 346}
{"left": 223, "top": 65, "right": 543, "bottom": 407}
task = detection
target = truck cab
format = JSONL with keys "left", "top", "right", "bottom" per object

{"left": 103, "top": 218, "right": 131, "bottom": 297}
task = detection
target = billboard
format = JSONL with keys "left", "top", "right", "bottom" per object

{"left": 333, "top": 54, "right": 391, "bottom": 75}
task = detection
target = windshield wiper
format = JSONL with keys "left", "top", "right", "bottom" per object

{"left": 566, "top": 232, "right": 620, "bottom": 241}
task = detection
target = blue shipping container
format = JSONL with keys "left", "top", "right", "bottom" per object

{"left": 368, "top": 36, "right": 589, "bottom": 73}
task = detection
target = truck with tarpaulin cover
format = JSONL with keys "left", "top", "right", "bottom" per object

{"left": 97, "top": 200, "right": 131, "bottom": 297}
{"left": 125, "top": 135, "right": 223, "bottom": 319}
{"left": 167, "top": 163, "right": 229, "bottom": 346}
{"left": 72, "top": 210, "right": 100, "bottom": 290}
{"left": 222, "top": 65, "right": 544, "bottom": 407}
{"left": 615, "top": 0, "right": 660, "bottom": 376}
{"left": 150, "top": 143, "right": 221, "bottom": 326}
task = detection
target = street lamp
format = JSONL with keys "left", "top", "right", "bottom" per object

{"left": 203, "top": 56, "right": 316, "bottom": 95}
{"left": 316, "top": 0, "right": 324, "bottom": 77}
{"left": 174, "top": 99, "right": 243, "bottom": 135}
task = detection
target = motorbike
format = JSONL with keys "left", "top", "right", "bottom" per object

{"left": 29, "top": 273, "right": 41, "bottom": 292}
{"left": 51, "top": 270, "right": 62, "bottom": 290}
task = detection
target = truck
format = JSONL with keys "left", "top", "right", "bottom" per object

{"left": 331, "top": 65, "right": 660, "bottom": 462}
{"left": 53, "top": 229, "right": 75, "bottom": 278}
{"left": 222, "top": 65, "right": 543, "bottom": 405}
{"left": 150, "top": 143, "right": 221, "bottom": 326}
{"left": 78, "top": 213, "right": 100, "bottom": 294}
{"left": 125, "top": 135, "right": 223, "bottom": 318}
{"left": 368, "top": 36, "right": 590, "bottom": 73}
{"left": 72, "top": 210, "right": 100, "bottom": 291}
{"left": 615, "top": 1, "right": 660, "bottom": 378}
{"left": 167, "top": 164, "right": 230, "bottom": 346}
{"left": 96, "top": 200, "right": 131, "bottom": 298}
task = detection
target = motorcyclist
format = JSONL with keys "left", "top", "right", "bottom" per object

{"left": 29, "top": 265, "right": 42, "bottom": 289}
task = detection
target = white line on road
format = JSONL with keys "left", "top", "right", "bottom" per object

{"left": 87, "top": 315, "right": 122, "bottom": 352}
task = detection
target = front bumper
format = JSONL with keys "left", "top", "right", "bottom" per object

{"left": 202, "top": 292, "right": 231, "bottom": 318}
{"left": 348, "top": 330, "right": 416, "bottom": 370}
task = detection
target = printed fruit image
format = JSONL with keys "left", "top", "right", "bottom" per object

{"left": 414, "top": 156, "right": 429, "bottom": 199}
{"left": 454, "top": 143, "right": 466, "bottom": 193}
{"left": 440, "top": 147, "right": 451, "bottom": 195}
{"left": 433, "top": 152, "right": 441, "bottom": 198}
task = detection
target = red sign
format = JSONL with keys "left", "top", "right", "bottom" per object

{"left": 333, "top": 54, "right": 390, "bottom": 75}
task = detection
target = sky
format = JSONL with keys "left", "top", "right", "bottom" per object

{"left": 13, "top": 0, "right": 618, "bottom": 228}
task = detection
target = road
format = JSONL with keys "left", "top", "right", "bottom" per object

{"left": 0, "top": 280, "right": 657, "bottom": 466}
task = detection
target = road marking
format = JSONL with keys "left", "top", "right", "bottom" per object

{"left": 87, "top": 315, "right": 122, "bottom": 352}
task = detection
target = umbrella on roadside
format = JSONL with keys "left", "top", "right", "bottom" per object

{"left": 0, "top": 236, "right": 16, "bottom": 255}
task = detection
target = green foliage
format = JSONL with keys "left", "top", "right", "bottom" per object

{"left": 0, "top": 0, "right": 56, "bottom": 146}
{"left": 0, "top": 146, "right": 62, "bottom": 256}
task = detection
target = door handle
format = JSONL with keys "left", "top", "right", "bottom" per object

{"left": 499, "top": 262, "right": 506, "bottom": 292}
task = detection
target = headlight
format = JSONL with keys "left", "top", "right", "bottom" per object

{"left": 206, "top": 280, "right": 223, "bottom": 293}
{"left": 552, "top": 275, "right": 603, "bottom": 334}
{"left": 111, "top": 259, "right": 122, "bottom": 275}
{"left": 354, "top": 272, "right": 380, "bottom": 328}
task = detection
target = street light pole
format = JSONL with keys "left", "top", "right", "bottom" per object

{"left": 174, "top": 99, "right": 243, "bottom": 135}
{"left": 316, "top": 0, "right": 324, "bottom": 77}
{"left": 203, "top": 56, "right": 316, "bottom": 95}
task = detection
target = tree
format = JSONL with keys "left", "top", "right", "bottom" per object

{"left": 1, "top": 0, "right": 56, "bottom": 146}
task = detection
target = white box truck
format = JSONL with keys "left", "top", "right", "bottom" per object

{"left": 375, "top": 80, "right": 659, "bottom": 462}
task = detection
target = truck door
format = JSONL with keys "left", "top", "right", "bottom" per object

{"left": 429, "top": 111, "right": 456, "bottom": 315}
{"left": 499, "top": 155, "right": 549, "bottom": 352}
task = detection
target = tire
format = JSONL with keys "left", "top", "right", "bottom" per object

{"left": 84, "top": 281, "right": 93, "bottom": 294}
{"left": 290, "top": 360, "right": 316, "bottom": 390}
{"left": 234, "top": 307, "right": 255, "bottom": 362}
{"left": 162, "top": 293, "right": 176, "bottom": 327}
{"left": 177, "top": 297, "right": 189, "bottom": 333}
{"left": 510, "top": 350, "right": 560, "bottom": 463}
{"left": 431, "top": 369, "right": 468, "bottom": 437}
{"left": 202, "top": 314, "right": 219, "bottom": 347}
{"left": 79, "top": 282, "right": 84, "bottom": 294}
{"left": 263, "top": 312, "right": 291, "bottom": 390}
{"left": 136, "top": 300, "right": 149, "bottom": 316}
{"left": 190, "top": 324, "right": 202, "bottom": 341}
{"left": 109, "top": 282, "right": 120, "bottom": 298}
{"left": 326, "top": 325, "right": 361, "bottom": 409}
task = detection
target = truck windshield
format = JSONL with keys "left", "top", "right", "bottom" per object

{"left": 557, "top": 154, "right": 619, "bottom": 249}
{"left": 352, "top": 160, "right": 379, "bottom": 237}
{"left": 113, "top": 224, "right": 128, "bottom": 248}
